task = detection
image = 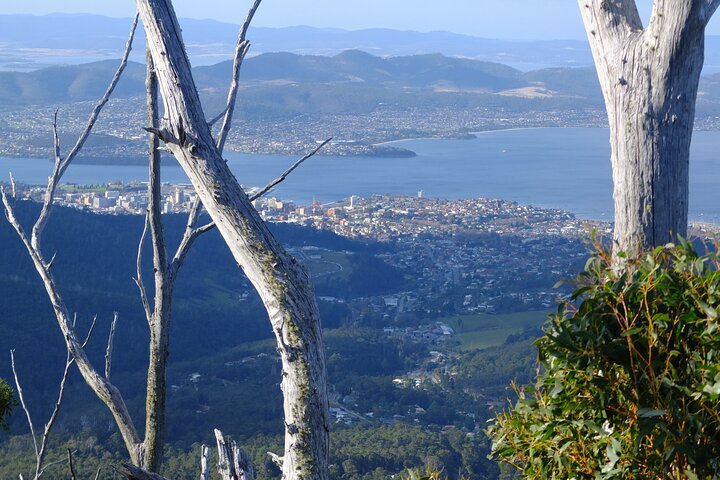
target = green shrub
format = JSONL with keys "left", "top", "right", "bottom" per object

{"left": 488, "top": 240, "right": 720, "bottom": 479}
{"left": 0, "top": 377, "right": 16, "bottom": 430}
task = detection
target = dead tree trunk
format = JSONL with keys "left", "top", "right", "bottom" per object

{"left": 135, "top": 1, "right": 330, "bottom": 478}
{"left": 142, "top": 50, "right": 171, "bottom": 473}
{"left": 579, "top": 0, "right": 720, "bottom": 253}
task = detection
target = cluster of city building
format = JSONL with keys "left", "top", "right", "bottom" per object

{"left": 14, "top": 179, "right": 720, "bottom": 321}
{"left": 17, "top": 181, "right": 199, "bottom": 215}
{"left": 8, "top": 179, "right": 608, "bottom": 317}
{"left": 255, "top": 191, "right": 605, "bottom": 315}
{"left": 16, "top": 180, "right": 606, "bottom": 242}
{"left": 263, "top": 193, "right": 602, "bottom": 240}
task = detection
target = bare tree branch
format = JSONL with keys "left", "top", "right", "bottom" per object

{"left": 134, "top": 214, "right": 152, "bottom": 321}
{"left": 171, "top": 138, "right": 331, "bottom": 251}
{"left": 36, "top": 350, "right": 73, "bottom": 479}
{"left": 186, "top": 196, "right": 204, "bottom": 231}
{"left": 146, "top": 51, "right": 168, "bottom": 284}
{"left": 215, "top": 0, "right": 263, "bottom": 152}
{"left": 10, "top": 350, "right": 38, "bottom": 458}
{"left": 9, "top": 173, "right": 16, "bottom": 199}
{"left": 117, "top": 433, "right": 248, "bottom": 480}
{"left": 0, "top": 12, "right": 146, "bottom": 469}
{"left": 141, "top": 6, "right": 331, "bottom": 476}
{"left": 215, "top": 41, "right": 249, "bottom": 153}
{"left": 139, "top": 1, "right": 331, "bottom": 475}
{"left": 52, "top": 112, "right": 61, "bottom": 164}
{"left": 141, "top": 45, "right": 176, "bottom": 472}
{"left": 31, "top": 15, "right": 139, "bottom": 252}
{"left": 168, "top": 196, "right": 206, "bottom": 278}
{"left": 215, "top": 430, "right": 233, "bottom": 480}
{"left": 647, "top": 0, "right": 716, "bottom": 37}
{"left": 168, "top": 220, "right": 218, "bottom": 280}
{"left": 82, "top": 315, "right": 99, "bottom": 349}
{"left": 105, "top": 312, "right": 119, "bottom": 380}
{"left": 708, "top": 0, "right": 720, "bottom": 22}
{"left": 67, "top": 449, "right": 77, "bottom": 480}
{"left": 268, "top": 451, "right": 284, "bottom": 470}
{"left": 238, "top": 0, "right": 263, "bottom": 44}
{"left": 232, "top": 445, "right": 254, "bottom": 480}
{"left": 171, "top": 0, "right": 325, "bottom": 274}
{"left": 45, "top": 252, "right": 57, "bottom": 271}
{"left": 31, "top": 113, "right": 63, "bottom": 253}
{"left": 250, "top": 138, "right": 331, "bottom": 201}
{"left": 1, "top": 187, "right": 143, "bottom": 465}
{"left": 37, "top": 456, "right": 72, "bottom": 477}
{"left": 10, "top": 335, "right": 85, "bottom": 479}
{"left": 61, "top": 14, "right": 140, "bottom": 174}
{"left": 177, "top": 0, "right": 265, "bottom": 259}
{"left": 207, "top": 105, "right": 231, "bottom": 128}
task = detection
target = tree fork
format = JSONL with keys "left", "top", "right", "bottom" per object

{"left": 579, "top": 0, "right": 720, "bottom": 253}
{"left": 135, "top": 1, "right": 330, "bottom": 478}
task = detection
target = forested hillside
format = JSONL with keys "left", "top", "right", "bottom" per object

{"left": 0, "top": 203, "right": 539, "bottom": 479}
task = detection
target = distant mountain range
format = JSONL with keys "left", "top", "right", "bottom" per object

{"left": 0, "top": 50, "right": 602, "bottom": 106}
{"left": 4, "top": 13, "right": 720, "bottom": 75}
{"left": 2, "top": 47, "right": 716, "bottom": 106}
{"left": 0, "top": 13, "right": 593, "bottom": 71}
{"left": 4, "top": 47, "right": 720, "bottom": 128}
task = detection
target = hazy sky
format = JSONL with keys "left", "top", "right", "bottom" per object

{"left": 3, "top": 1, "right": 719, "bottom": 40}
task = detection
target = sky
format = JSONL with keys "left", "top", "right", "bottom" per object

{"left": 2, "top": 1, "right": 719, "bottom": 40}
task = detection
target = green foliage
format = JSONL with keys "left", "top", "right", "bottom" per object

{"left": 329, "top": 424, "right": 467, "bottom": 479}
{"left": 488, "top": 241, "right": 720, "bottom": 479}
{"left": 0, "top": 378, "right": 16, "bottom": 430}
{"left": 400, "top": 466, "right": 448, "bottom": 480}
{"left": 0, "top": 431, "right": 126, "bottom": 480}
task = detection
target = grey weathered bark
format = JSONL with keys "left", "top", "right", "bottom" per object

{"left": 137, "top": 0, "right": 263, "bottom": 462}
{"left": 105, "top": 312, "right": 119, "bottom": 380}
{"left": 579, "top": 0, "right": 720, "bottom": 253}
{"left": 135, "top": 1, "right": 330, "bottom": 478}
{"left": 141, "top": 49, "right": 172, "bottom": 473}
{"left": 118, "top": 429, "right": 253, "bottom": 480}
{"left": 139, "top": 1, "right": 324, "bottom": 466}
{"left": 214, "top": 429, "right": 255, "bottom": 480}
{"left": 200, "top": 445, "right": 211, "bottom": 480}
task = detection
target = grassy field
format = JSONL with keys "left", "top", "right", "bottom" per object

{"left": 305, "top": 250, "right": 353, "bottom": 280}
{"left": 439, "top": 311, "right": 549, "bottom": 350}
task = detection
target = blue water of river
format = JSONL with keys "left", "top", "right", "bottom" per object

{"left": 2, "top": 127, "right": 718, "bottom": 222}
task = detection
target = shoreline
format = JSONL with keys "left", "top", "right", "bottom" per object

{"left": 5, "top": 127, "right": 720, "bottom": 227}
{"left": 375, "top": 126, "right": 579, "bottom": 147}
